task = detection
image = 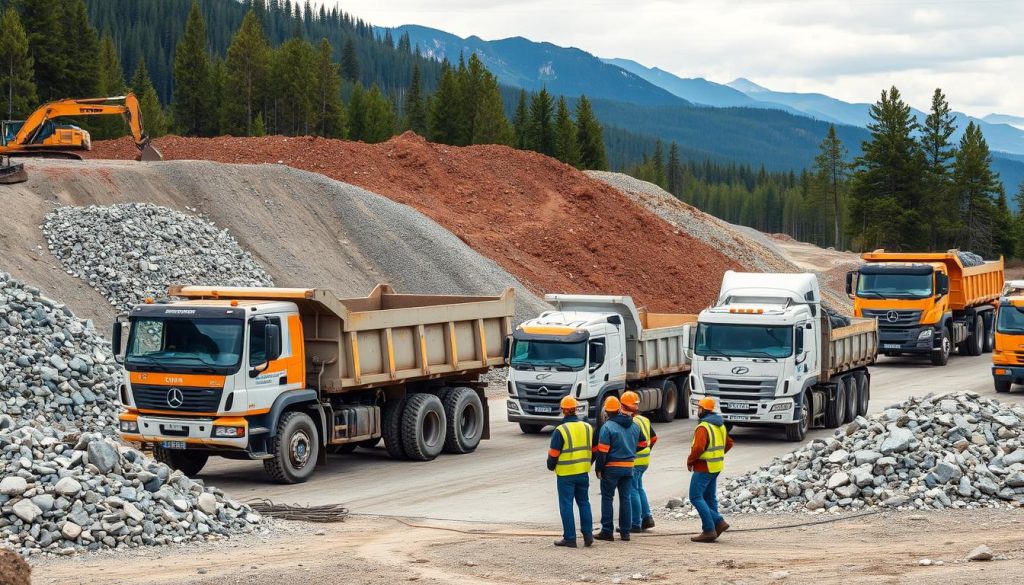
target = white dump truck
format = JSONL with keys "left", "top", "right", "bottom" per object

{"left": 689, "top": 272, "right": 878, "bottom": 441}
{"left": 113, "top": 284, "right": 515, "bottom": 483}
{"left": 506, "top": 294, "right": 695, "bottom": 432}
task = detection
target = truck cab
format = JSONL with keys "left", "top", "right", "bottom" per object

{"left": 993, "top": 294, "right": 1024, "bottom": 393}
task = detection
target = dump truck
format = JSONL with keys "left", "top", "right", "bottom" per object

{"left": 506, "top": 294, "right": 695, "bottom": 432}
{"left": 847, "top": 250, "right": 1004, "bottom": 366}
{"left": 690, "top": 272, "right": 877, "bottom": 441}
{"left": 112, "top": 284, "right": 515, "bottom": 484}
{"left": 992, "top": 293, "right": 1024, "bottom": 393}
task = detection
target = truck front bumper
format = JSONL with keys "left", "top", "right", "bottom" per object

{"left": 877, "top": 325, "right": 938, "bottom": 354}
{"left": 992, "top": 366, "right": 1024, "bottom": 385}
{"left": 506, "top": 398, "right": 591, "bottom": 424}
{"left": 118, "top": 411, "right": 249, "bottom": 450}
{"left": 689, "top": 393, "right": 798, "bottom": 425}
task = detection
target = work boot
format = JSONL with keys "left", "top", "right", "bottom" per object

{"left": 715, "top": 520, "right": 730, "bottom": 537}
{"left": 553, "top": 538, "right": 578, "bottom": 548}
{"left": 596, "top": 532, "right": 615, "bottom": 542}
{"left": 583, "top": 534, "right": 594, "bottom": 547}
{"left": 630, "top": 525, "right": 643, "bottom": 534}
{"left": 619, "top": 531, "right": 631, "bottom": 542}
{"left": 642, "top": 516, "right": 655, "bottom": 530}
{"left": 690, "top": 531, "right": 718, "bottom": 543}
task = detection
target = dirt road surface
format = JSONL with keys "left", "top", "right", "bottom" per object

{"left": 32, "top": 353, "right": 1024, "bottom": 583}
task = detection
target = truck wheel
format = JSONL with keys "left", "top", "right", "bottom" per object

{"left": 518, "top": 422, "right": 545, "bottom": 434}
{"left": 153, "top": 446, "right": 208, "bottom": 477}
{"left": 825, "top": 378, "right": 846, "bottom": 428}
{"left": 442, "top": 387, "right": 484, "bottom": 454}
{"left": 401, "top": 393, "right": 447, "bottom": 461}
{"left": 652, "top": 380, "right": 678, "bottom": 423}
{"left": 995, "top": 380, "right": 1012, "bottom": 393}
{"left": 855, "top": 373, "right": 870, "bottom": 417}
{"left": 674, "top": 379, "right": 690, "bottom": 419}
{"left": 966, "top": 316, "right": 984, "bottom": 357}
{"left": 264, "top": 411, "right": 319, "bottom": 484}
{"left": 982, "top": 313, "right": 995, "bottom": 353}
{"left": 784, "top": 393, "right": 811, "bottom": 442}
{"left": 931, "top": 329, "right": 951, "bottom": 366}
{"left": 382, "top": 398, "right": 408, "bottom": 459}
{"left": 843, "top": 375, "right": 857, "bottom": 424}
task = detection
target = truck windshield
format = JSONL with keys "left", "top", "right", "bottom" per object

{"left": 695, "top": 323, "right": 793, "bottom": 358}
{"left": 510, "top": 339, "right": 585, "bottom": 371}
{"left": 857, "top": 273, "right": 933, "bottom": 299}
{"left": 996, "top": 306, "right": 1024, "bottom": 334}
{"left": 126, "top": 318, "right": 244, "bottom": 373}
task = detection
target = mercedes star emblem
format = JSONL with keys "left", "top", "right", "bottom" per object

{"left": 166, "top": 387, "right": 184, "bottom": 408}
{"left": 731, "top": 366, "right": 749, "bottom": 375}
{"left": 886, "top": 311, "right": 900, "bottom": 323}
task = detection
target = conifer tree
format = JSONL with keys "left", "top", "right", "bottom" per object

{"left": 223, "top": 10, "right": 271, "bottom": 136}
{"left": 0, "top": 6, "right": 35, "bottom": 119}
{"left": 575, "top": 95, "right": 607, "bottom": 170}
{"left": 252, "top": 112, "right": 267, "bottom": 136}
{"left": 17, "top": 0, "right": 66, "bottom": 101}
{"left": 512, "top": 89, "right": 529, "bottom": 149}
{"left": 347, "top": 82, "right": 366, "bottom": 140}
{"left": 953, "top": 122, "right": 1001, "bottom": 254}
{"left": 209, "top": 57, "right": 226, "bottom": 135}
{"left": 472, "top": 77, "right": 512, "bottom": 145}
{"left": 427, "top": 63, "right": 460, "bottom": 144}
{"left": 312, "top": 39, "right": 345, "bottom": 138}
{"left": 812, "top": 125, "right": 848, "bottom": 248}
{"left": 89, "top": 35, "right": 127, "bottom": 140}
{"left": 131, "top": 60, "right": 168, "bottom": 138}
{"left": 404, "top": 62, "right": 427, "bottom": 136}
{"left": 921, "top": 88, "right": 958, "bottom": 247}
{"left": 667, "top": 142, "right": 683, "bottom": 196}
{"left": 173, "top": 0, "right": 213, "bottom": 135}
{"left": 361, "top": 84, "right": 396, "bottom": 143}
{"left": 553, "top": 96, "right": 580, "bottom": 167}
{"left": 271, "top": 37, "right": 315, "bottom": 135}
{"left": 341, "top": 37, "right": 359, "bottom": 82}
{"left": 652, "top": 140, "right": 666, "bottom": 187}
{"left": 527, "top": 88, "right": 555, "bottom": 155}
{"left": 61, "top": 0, "right": 100, "bottom": 97}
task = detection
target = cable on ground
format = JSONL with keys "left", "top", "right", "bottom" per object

{"left": 245, "top": 498, "right": 349, "bottom": 522}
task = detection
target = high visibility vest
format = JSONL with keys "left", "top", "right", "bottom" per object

{"left": 692, "top": 420, "right": 727, "bottom": 473}
{"left": 555, "top": 421, "right": 593, "bottom": 476}
{"left": 634, "top": 415, "right": 652, "bottom": 468}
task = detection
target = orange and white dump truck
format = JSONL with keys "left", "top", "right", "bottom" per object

{"left": 993, "top": 291, "right": 1024, "bottom": 393}
{"left": 113, "top": 284, "right": 514, "bottom": 483}
{"left": 847, "top": 250, "right": 1004, "bottom": 366}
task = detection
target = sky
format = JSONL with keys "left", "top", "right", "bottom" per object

{"left": 326, "top": 0, "right": 1024, "bottom": 118}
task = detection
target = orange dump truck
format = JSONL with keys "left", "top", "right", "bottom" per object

{"left": 847, "top": 250, "right": 1004, "bottom": 366}
{"left": 993, "top": 293, "right": 1024, "bottom": 393}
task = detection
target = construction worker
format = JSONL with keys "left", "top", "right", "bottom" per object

{"left": 547, "top": 396, "right": 595, "bottom": 548}
{"left": 687, "top": 396, "right": 734, "bottom": 543}
{"left": 595, "top": 395, "right": 640, "bottom": 541}
{"left": 620, "top": 391, "right": 656, "bottom": 533}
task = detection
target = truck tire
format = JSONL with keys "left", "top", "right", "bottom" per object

{"left": 854, "top": 372, "right": 869, "bottom": 417}
{"left": 401, "top": 393, "right": 447, "bottom": 461}
{"left": 995, "top": 379, "right": 1012, "bottom": 393}
{"left": 966, "top": 316, "right": 984, "bottom": 357}
{"left": 674, "top": 378, "right": 690, "bottom": 419}
{"left": 153, "top": 446, "right": 208, "bottom": 477}
{"left": 843, "top": 375, "right": 857, "bottom": 424}
{"left": 519, "top": 422, "right": 546, "bottom": 434}
{"left": 264, "top": 411, "right": 319, "bottom": 484}
{"left": 784, "top": 393, "right": 811, "bottom": 442}
{"left": 825, "top": 377, "right": 846, "bottom": 429}
{"left": 652, "top": 380, "right": 678, "bottom": 423}
{"left": 983, "top": 312, "right": 995, "bottom": 353}
{"left": 442, "top": 387, "right": 484, "bottom": 454}
{"left": 931, "top": 328, "right": 951, "bottom": 366}
{"left": 382, "top": 398, "right": 408, "bottom": 460}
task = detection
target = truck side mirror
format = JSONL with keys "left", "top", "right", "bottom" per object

{"left": 845, "top": 271, "right": 856, "bottom": 296}
{"left": 795, "top": 327, "right": 804, "bottom": 354}
{"left": 265, "top": 324, "right": 282, "bottom": 362}
{"left": 111, "top": 319, "right": 125, "bottom": 364}
{"left": 590, "top": 343, "right": 606, "bottom": 366}
{"left": 936, "top": 273, "right": 949, "bottom": 296}
{"left": 503, "top": 335, "right": 512, "bottom": 362}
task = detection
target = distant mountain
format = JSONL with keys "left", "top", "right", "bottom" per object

{"left": 387, "top": 25, "right": 683, "bottom": 106}
{"left": 984, "top": 113, "right": 1024, "bottom": 131}
{"left": 602, "top": 59, "right": 755, "bottom": 107}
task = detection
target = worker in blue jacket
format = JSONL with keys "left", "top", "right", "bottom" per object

{"left": 594, "top": 395, "right": 641, "bottom": 541}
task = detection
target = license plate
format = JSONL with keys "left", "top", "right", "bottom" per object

{"left": 727, "top": 415, "right": 750, "bottom": 421}
{"left": 721, "top": 402, "right": 744, "bottom": 409}
{"left": 160, "top": 441, "right": 187, "bottom": 450}
{"left": 534, "top": 406, "right": 553, "bottom": 413}
{"left": 882, "top": 344, "right": 901, "bottom": 349}
{"left": 163, "top": 423, "right": 185, "bottom": 432}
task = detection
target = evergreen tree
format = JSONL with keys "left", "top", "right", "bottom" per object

{"left": 512, "top": 89, "right": 529, "bottom": 149}
{"left": 271, "top": 37, "right": 315, "bottom": 135}
{"left": 993, "top": 188, "right": 1015, "bottom": 258}
{"left": 173, "top": 0, "right": 213, "bottom": 136}
{"left": 553, "top": 96, "right": 580, "bottom": 166}
{"left": 471, "top": 76, "right": 512, "bottom": 145}
{"left": 17, "top": 0, "right": 66, "bottom": 101}
{"left": 341, "top": 37, "right": 359, "bottom": 82}
{"left": 667, "top": 142, "right": 683, "bottom": 196}
{"left": 456, "top": 54, "right": 488, "bottom": 145}
{"left": 209, "top": 57, "right": 227, "bottom": 135}
{"left": 0, "top": 6, "right": 35, "bottom": 119}
{"left": 223, "top": 10, "right": 271, "bottom": 136}
{"left": 921, "top": 88, "right": 958, "bottom": 247}
{"left": 131, "top": 60, "right": 168, "bottom": 138}
{"left": 360, "top": 84, "right": 396, "bottom": 143}
{"left": 427, "top": 63, "right": 460, "bottom": 144}
{"left": 252, "top": 112, "right": 267, "bottom": 136}
{"left": 527, "top": 87, "right": 555, "bottom": 156}
{"left": 847, "top": 86, "right": 927, "bottom": 250}
{"left": 652, "top": 140, "right": 666, "bottom": 187}
{"left": 347, "top": 82, "right": 366, "bottom": 140}
{"left": 90, "top": 35, "right": 127, "bottom": 140}
{"left": 952, "top": 121, "right": 1001, "bottom": 254}
{"left": 812, "top": 125, "right": 848, "bottom": 248}
{"left": 575, "top": 95, "right": 607, "bottom": 170}
{"left": 312, "top": 39, "right": 345, "bottom": 138}
{"left": 397, "top": 32, "right": 411, "bottom": 53}
{"left": 403, "top": 62, "right": 427, "bottom": 135}
{"left": 61, "top": 0, "right": 101, "bottom": 97}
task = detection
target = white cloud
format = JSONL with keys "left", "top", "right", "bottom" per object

{"left": 324, "top": 0, "right": 1024, "bottom": 116}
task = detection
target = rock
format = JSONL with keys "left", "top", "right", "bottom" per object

{"left": 54, "top": 477, "right": 82, "bottom": 496}
{"left": 61, "top": 522, "right": 82, "bottom": 540}
{"left": 0, "top": 476, "right": 28, "bottom": 496}
{"left": 666, "top": 497, "right": 685, "bottom": 510}
{"left": 827, "top": 472, "right": 850, "bottom": 489}
{"left": 12, "top": 499, "right": 42, "bottom": 523}
{"left": 918, "top": 559, "right": 932, "bottom": 566}
{"left": 1004, "top": 449, "right": 1024, "bottom": 466}
{"left": 197, "top": 492, "right": 217, "bottom": 515}
{"left": 828, "top": 449, "right": 849, "bottom": 464}
{"left": 854, "top": 450, "right": 882, "bottom": 465}
{"left": 1005, "top": 471, "right": 1024, "bottom": 488}
{"left": 880, "top": 426, "right": 915, "bottom": 454}
{"left": 87, "top": 440, "right": 118, "bottom": 474}
{"left": 966, "top": 545, "right": 993, "bottom": 561}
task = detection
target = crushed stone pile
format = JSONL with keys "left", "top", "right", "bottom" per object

{"left": 0, "top": 425, "right": 264, "bottom": 556}
{"left": 0, "top": 273, "right": 119, "bottom": 431}
{"left": 44, "top": 203, "right": 273, "bottom": 312}
{"left": 958, "top": 251, "right": 985, "bottom": 267}
{"left": 662, "top": 392, "right": 1024, "bottom": 518}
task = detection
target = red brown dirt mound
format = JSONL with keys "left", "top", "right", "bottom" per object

{"left": 89, "top": 133, "right": 740, "bottom": 312}
{"left": 0, "top": 549, "right": 30, "bottom": 585}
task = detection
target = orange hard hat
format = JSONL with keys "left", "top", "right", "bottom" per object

{"left": 560, "top": 396, "right": 578, "bottom": 410}
{"left": 620, "top": 391, "right": 640, "bottom": 412}
{"left": 698, "top": 396, "right": 717, "bottom": 411}
{"left": 603, "top": 395, "right": 621, "bottom": 412}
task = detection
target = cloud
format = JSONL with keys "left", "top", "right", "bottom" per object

{"left": 324, "top": 0, "right": 1024, "bottom": 116}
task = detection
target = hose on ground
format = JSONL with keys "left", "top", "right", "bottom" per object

{"left": 245, "top": 498, "right": 349, "bottom": 522}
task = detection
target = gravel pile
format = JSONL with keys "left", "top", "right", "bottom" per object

{"left": 0, "top": 273, "right": 119, "bottom": 431}
{"left": 958, "top": 251, "right": 985, "bottom": 267}
{"left": 43, "top": 203, "right": 273, "bottom": 312}
{"left": 662, "top": 392, "right": 1024, "bottom": 518}
{"left": 0, "top": 425, "right": 264, "bottom": 556}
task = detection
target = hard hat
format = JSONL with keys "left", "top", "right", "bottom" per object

{"left": 603, "top": 395, "right": 621, "bottom": 413}
{"left": 560, "top": 396, "right": 578, "bottom": 410}
{"left": 620, "top": 391, "right": 640, "bottom": 411}
{"left": 698, "top": 396, "right": 718, "bottom": 412}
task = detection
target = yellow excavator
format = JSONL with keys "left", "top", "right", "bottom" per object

{"left": 0, "top": 93, "right": 162, "bottom": 183}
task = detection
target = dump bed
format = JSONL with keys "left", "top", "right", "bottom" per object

{"left": 169, "top": 284, "right": 515, "bottom": 393}
{"left": 861, "top": 250, "right": 1004, "bottom": 310}
{"left": 821, "top": 316, "right": 878, "bottom": 379}
{"left": 544, "top": 294, "right": 695, "bottom": 380}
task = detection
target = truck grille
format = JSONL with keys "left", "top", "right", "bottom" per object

{"left": 132, "top": 384, "right": 224, "bottom": 413}
{"left": 702, "top": 376, "right": 777, "bottom": 400}
{"left": 515, "top": 383, "right": 572, "bottom": 401}
{"left": 862, "top": 309, "right": 922, "bottom": 327}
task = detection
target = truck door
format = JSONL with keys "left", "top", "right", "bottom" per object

{"left": 588, "top": 337, "right": 609, "bottom": 389}
{"left": 795, "top": 321, "right": 817, "bottom": 382}
{"left": 245, "top": 316, "right": 293, "bottom": 413}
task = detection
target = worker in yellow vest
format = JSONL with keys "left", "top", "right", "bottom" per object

{"left": 687, "top": 396, "right": 734, "bottom": 543}
{"left": 547, "top": 396, "right": 596, "bottom": 548}
{"left": 620, "top": 391, "right": 657, "bottom": 532}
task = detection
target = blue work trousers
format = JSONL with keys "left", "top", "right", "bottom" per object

{"left": 689, "top": 471, "right": 724, "bottom": 533}
{"left": 629, "top": 465, "right": 651, "bottom": 529}
{"left": 599, "top": 467, "right": 634, "bottom": 536}
{"left": 556, "top": 473, "right": 592, "bottom": 542}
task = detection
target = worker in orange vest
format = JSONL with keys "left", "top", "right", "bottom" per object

{"left": 620, "top": 391, "right": 657, "bottom": 532}
{"left": 547, "top": 396, "right": 596, "bottom": 548}
{"left": 688, "top": 396, "right": 734, "bottom": 542}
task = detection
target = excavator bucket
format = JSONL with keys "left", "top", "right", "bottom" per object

{"left": 0, "top": 157, "right": 27, "bottom": 184}
{"left": 139, "top": 142, "right": 163, "bottom": 162}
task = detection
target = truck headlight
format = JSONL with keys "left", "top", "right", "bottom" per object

{"left": 213, "top": 426, "right": 245, "bottom": 438}
{"left": 918, "top": 329, "right": 933, "bottom": 340}
{"left": 119, "top": 420, "right": 138, "bottom": 433}
{"left": 770, "top": 403, "right": 792, "bottom": 412}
